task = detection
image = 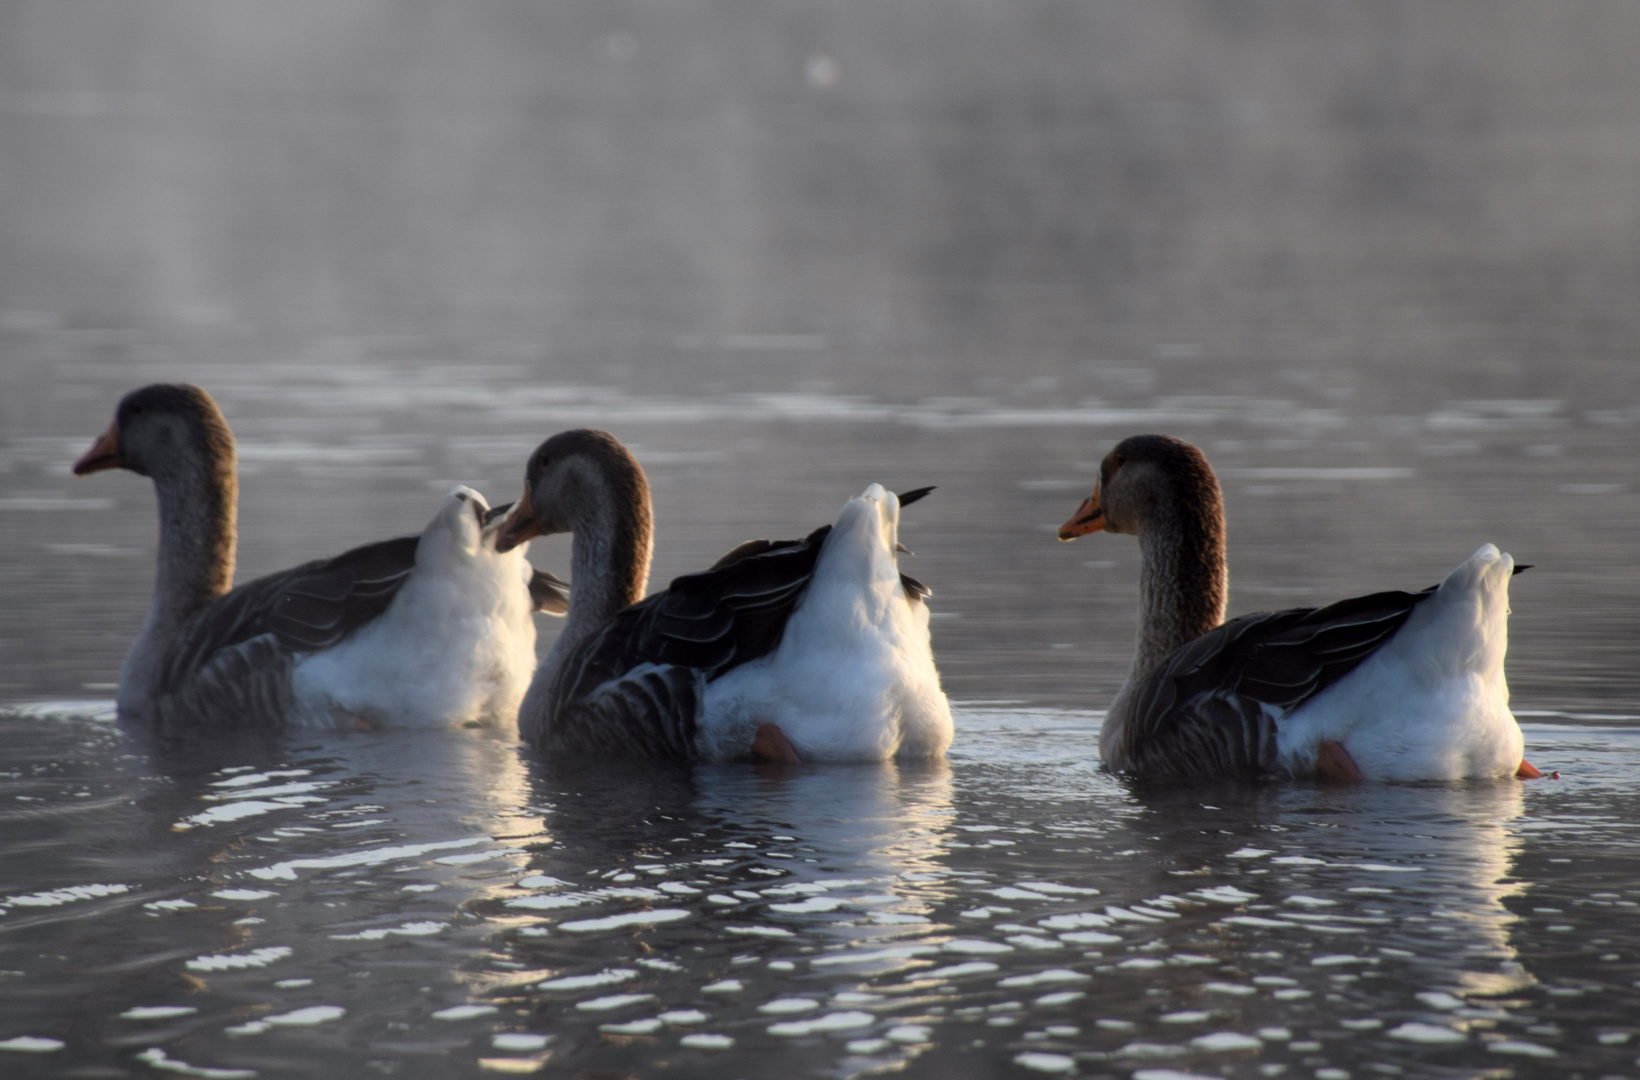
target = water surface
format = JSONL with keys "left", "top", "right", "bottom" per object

{"left": 6, "top": 335, "right": 1640, "bottom": 1080}
{"left": 2, "top": 705, "right": 1638, "bottom": 1079}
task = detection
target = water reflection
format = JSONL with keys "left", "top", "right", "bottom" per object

{"left": 688, "top": 760, "right": 956, "bottom": 881}
{"left": 3, "top": 706, "right": 1640, "bottom": 1075}
{"left": 496, "top": 757, "right": 959, "bottom": 943}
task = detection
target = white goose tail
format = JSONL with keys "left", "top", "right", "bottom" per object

{"left": 1409, "top": 543, "right": 1514, "bottom": 691}
{"left": 698, "top": 484, "right": 953, "bottom": 761}
{"left": 1282, "top": 545, "right": 1525, "bottom": 781}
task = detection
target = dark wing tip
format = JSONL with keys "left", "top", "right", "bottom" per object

{"left": 709, "top": 539, "right": 775, "bottom": 571}
{"left": 897, "top": 486, "right": 935, "bottom": 508}
{"left": 1512, "top": 564, "right": 1532, "bottom": 575}
{"left": 483, "top": 502, "right": 514, "bottom": 526}
{"left": 529, "top": 568, "right": 570, "bottom": 615}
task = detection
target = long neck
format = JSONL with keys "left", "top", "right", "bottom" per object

{"left": 1129, "top": 494, "right": 1227, "bottom": 686}
{"left": 147, "top": 446, "right": 237, "bottom": 630}
{"left": 542, "top": 468, "right": 653, "bottom": 681}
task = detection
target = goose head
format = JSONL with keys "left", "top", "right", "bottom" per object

{"left": 73, "top": 383, "right": 234, "bottom": 482}
{"left": 1057, "top": 433, "right": 1228, "bottom": 677}
{"left": 74, "top": 382, "right": 238, "bottom": 612}
{"left": 493, "top": 429, "right": 650, "bottom": 555}
{"left": 1057, "top": 433, "right": 1220, "bottom": 541}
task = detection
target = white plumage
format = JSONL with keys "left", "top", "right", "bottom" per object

{"left": 291, "top": 486, "right": 540, "bottom": 729}
{"left": 697, "top": 484, "right": 953, "bottom": 761}
{"left": 1273, "top": 544, "right": 1522, "bottom": 781}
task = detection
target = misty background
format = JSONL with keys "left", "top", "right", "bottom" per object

{"left": 4, "top": 2, "right": 1637, "bottom": 399}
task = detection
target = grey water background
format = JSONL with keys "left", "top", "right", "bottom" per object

{"left": 4, "top": 3, "right": 1640, "bottom": 1078}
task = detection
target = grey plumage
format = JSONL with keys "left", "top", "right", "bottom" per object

{"left": 1116, "top": 587, "right": 1433, "bottom": 778}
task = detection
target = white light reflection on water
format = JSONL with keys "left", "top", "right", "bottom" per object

{"left": 0, "top": 706, "right": 1637, "bottom": 1076}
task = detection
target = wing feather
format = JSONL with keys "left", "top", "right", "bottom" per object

{"left": 536, "top": 527, "right": 832, "bottom": 756}
{"left": 900, "top": 573, "right": 932, "bottom": 603}
{"left": 528, "top": 568, "right": 571, "bottom": 615}
{"left": 265, "top": 536, "right": 419, "bottom": 651}
{"left": 149, "top": 633, "right": 296, "bottom": 733}
{"left": 154, "top": 535, "right": 421, "bottom": 710}
{"left": 1122, "top": 587, "right": 1435, "bottom": 778}
{"left": 546, "top": 664, "right": 702, "bottom": 759}
{"left": 536, "top": 498, "right": 940, "bottom": 758}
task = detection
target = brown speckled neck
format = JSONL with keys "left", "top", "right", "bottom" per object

{"left": 140, "top": 385, "right": 238, "bottom": 625}
{"left": 1130, "top": 465, "right": 1226, "bottom": 684}
{"left": 540, "top": 431, "right": 654, "bottom": 673}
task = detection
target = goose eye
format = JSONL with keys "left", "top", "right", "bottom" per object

{"left": 1113, "top": 454, "right": 1125, "bottom": 468}
{"left": 536, "top": 454, "right": 550, "bottom": 471}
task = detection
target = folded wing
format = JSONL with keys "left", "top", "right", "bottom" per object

{"left": 542, "top": 526, "right": 844, "bottom": 756}
{"left": 1122, "top": 586, "right": 1436, "bottom": 777}
{"left": 157, "top": 535, "right": 421, "bottom": 697}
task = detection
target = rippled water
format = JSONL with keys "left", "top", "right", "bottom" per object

{"left": 6, "top": 325, "right": 1640, "bottom": 1080}
{"left": 2, "top": 703, "right": 1638, "bottom": 1079}
{"left": 7, "top": 340, "right": 1640, "bottom": 1078}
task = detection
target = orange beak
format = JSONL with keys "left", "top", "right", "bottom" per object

{"left": 493, "top": 486, "right": 544, "bottom": 554}
{"left": 1058, "top": 482, "right": 1105, "bottom": 540}
{"left": 73, "top": 422, "right": 124, "bottom": 476}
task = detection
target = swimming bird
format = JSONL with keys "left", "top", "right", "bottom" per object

{"left": 73, "top": 383, "right": 566, "bottom": 732}
{"left": 1057, "top": 433, "right": 1540, "bottom": 781}
{"left": 493, "top": 429, "right": 952, "bottom": 762}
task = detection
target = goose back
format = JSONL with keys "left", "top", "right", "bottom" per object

{"left": 141, "top": 535, "right": 421, "bottom": 728}
{"left": 1119, "top": 586, "right": 1434, "bottom": 778}
{"left": 533, "top": 519, "right": 937, "bottom": 757}
{"left": 534, "top": 525, "right": 831, "bottom": 756}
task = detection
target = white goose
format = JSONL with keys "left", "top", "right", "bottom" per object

{"left": 1057, "top": 433, "right": 1542, "bottom": 781}
{"left": 74, "top": 383, "right": 566, "bottom": 732}
{"left": 493, "top": 429, "right": 953, "bottom": 762}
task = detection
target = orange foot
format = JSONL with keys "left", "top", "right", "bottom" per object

{"left": 1516, "top": 758, "right": 1544, "bottom": 779}
{"left": 1315, "top": 739, "right": 1365, "bottom": 783}
{"left": 751, "top": 723, "right": 801, "bottom": 764}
